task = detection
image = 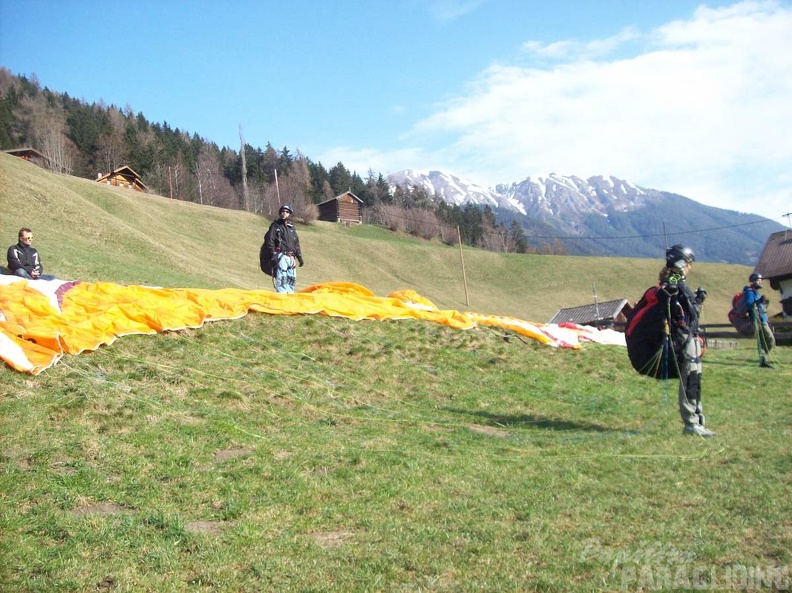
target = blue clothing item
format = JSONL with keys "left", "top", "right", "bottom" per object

{"left": 13, "top": 268, "right": 56, "bottom": 281}
{"left": 274, "top": 253, "right": 297, "bottom": 294}
{"left": 743, "top": 286, "right": 768, "bottom": 323}
{"left": 743, "top": 285, "right": 775, "bottom": 363}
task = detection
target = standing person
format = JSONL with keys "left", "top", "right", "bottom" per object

{"left": 657, "top": 244, "right": 715, "bottom": 437}
{"left": 744, "top": 273, "right": 775, "bottom": 368}
{"left": 265, "top": 204, "right": 304, "bottom": 294}
{"left": 7, "top": 228, "right": 56, "bottom": 281}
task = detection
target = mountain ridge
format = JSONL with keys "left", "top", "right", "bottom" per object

{"left": 387, "top": 169, "right": 784, "bottom": 265}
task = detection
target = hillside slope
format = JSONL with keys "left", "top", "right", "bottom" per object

{"left": 0, "top": 153, "right": 759, "bottom": 323}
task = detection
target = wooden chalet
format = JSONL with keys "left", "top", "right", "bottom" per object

{"left": 96, "top": 165, "right": 148, "bottom": 192}
{"left": 318, "top": 191, "right": 364, "bottom": 224}
{"left": 755, "top": 229, "right": 792, "bottom": 317}
{"left": 3, "top": 147, "right": 49, "bottom": 169}
{"left": 549, "top": 298, "right": 632, "bottom": 328}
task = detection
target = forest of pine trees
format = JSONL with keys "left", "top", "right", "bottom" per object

{"left": 0, "top": 68, "right": 538, "bottom": 253}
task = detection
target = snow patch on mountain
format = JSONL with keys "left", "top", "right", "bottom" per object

{"left": 388, "top": 169, "right": 523, "bottom": 214}
{"left": 385, "top": 168, "right": 781, "bottom": 265}
{"left": 388, "top": 169, "right": 652, "bottom": 219}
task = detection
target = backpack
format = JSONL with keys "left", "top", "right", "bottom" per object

{"left": 259, "top": 229, "right": 275, "bottom": 277}
{"left": 731, "top": 291, "right": 749, "bottom": 316}
{"left": 728, "top": 290, "right": 754, "bottom": 337}
{"left": 624, "top": 286, "right": 680, "bottom": 379}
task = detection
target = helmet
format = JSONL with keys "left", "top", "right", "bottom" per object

{"left": 279, "top": 204, "right": 293, "bottom": 214}
{"left": 665, "top": 244, "right": 695, "bottom": 270}
{"left": 749, "top": 273, "right": 762, "bottom": 284}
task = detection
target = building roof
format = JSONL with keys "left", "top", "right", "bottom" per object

{"left": 96, "top": 165, "right": 147, "bottom": 190}
{"left": 755, "top": 229, "right": 792, "bottom": 282}
{"left": 96, "top": 165, "right": 144, "bottom": 181}
{"left": 317, "top": 191, "right": 364, "bottom": 206}
{"left": 3, "top": 147, "right": 47, "bottom": 160}
{"left": 549, "top": 298, "right": 630, "bottom": 325}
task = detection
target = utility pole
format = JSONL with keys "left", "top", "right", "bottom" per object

{"left": 239, "top": 125, "right": 249, "bottom": 211}
{"left": 592, "top": 281, "right": 600, "bottom": 322}
{"left": 457, "top": 226, "right": 469, "bottom": 307}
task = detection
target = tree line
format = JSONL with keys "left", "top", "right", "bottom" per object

{"left": 0, "top": 68, "right": 545, "bottom": 253}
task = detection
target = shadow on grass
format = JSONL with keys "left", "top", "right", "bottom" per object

{"left": 703, "top": 358, "right": 756, "bottom": 367}
{"left": 444, "top": 407, "right": 616, "bottom": 433}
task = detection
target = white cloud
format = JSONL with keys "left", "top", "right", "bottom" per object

{"left": 425, "top": 0, "right": 488, "bottom": 22}
{"left": 521, "top": 26, "right": 642, "bottom": 61}
{"left": 395, "top": 0, "right": 792, "bottom": 220}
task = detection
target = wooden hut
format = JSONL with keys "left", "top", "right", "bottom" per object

{"left": 318, "top": 191, "right": 363, "bottom": 224}
{"left": 549, "top": 298, "right": 632, "bottom": 328}
{"left": 755, "top": 229, "right": 792, "bottom": 317}
{"left": 3, "top": 147, "right": 49, "bottom": 169}
{"left": 96, "top": 165, "right": 148, "bottom": 192}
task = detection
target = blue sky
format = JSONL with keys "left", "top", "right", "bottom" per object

{"left": 1, "top": 0, "right": 790, "bottom": 221}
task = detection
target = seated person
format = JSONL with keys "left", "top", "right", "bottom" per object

{"left": 7, "top": 228, "right": 56, "bottom": 281}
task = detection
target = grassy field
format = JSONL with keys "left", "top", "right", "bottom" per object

{"left": 1, "top": 154, "right": 790, "bottom": 592}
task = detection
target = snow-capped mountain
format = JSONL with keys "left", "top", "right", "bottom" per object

{"left": 386, "top": 169, "right": 783, "bottom": 264}
{"left": 388, "top": 169, "right": 524, "bottom": 213}
{"left": 497, "top": 174, "right": 653, "bottom": 217}
{"left": 387, "top": 170, "right": 659, "bottom": 220}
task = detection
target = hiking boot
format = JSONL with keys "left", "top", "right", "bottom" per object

{"left": 760, "top": 360, "right": 774, "bottom": 369}
{"left": 683, "top": 424, "right": 716, "bottom": 437}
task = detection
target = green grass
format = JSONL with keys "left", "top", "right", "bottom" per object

{"left": 1, "top": 315, "right": 790, "bottom": 592}
{"left": 1, "top": 152, "right": 790, "bottom": 592}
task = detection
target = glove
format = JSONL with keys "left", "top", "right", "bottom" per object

{"left": 761, "top": 295, "right": 769, "bottom": 305}
{"left": 297, "top": 255, "right": 304, "bottom": 267}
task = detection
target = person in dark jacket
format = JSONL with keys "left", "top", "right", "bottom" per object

{"left": 265, "top": 204, "right": 304, "bottom": 293}
{"left": 743, "top": 273, "right": 775, "bottom": 368}
{"left": 7, "top": 228, "right": 56, "bottom": 281}
{"left": 657, "top": 244, "right": 714, "bottom": 437}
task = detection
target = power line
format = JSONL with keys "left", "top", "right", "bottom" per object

{"left": 366, "top": 204, "right": 785, "bottom": 244}
{"left": 523, "top": 215, "right": 781, "bottom": 241}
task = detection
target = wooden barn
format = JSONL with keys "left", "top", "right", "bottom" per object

{"left": 549, "top": 298, "right": 632, "bottom": 328}
{"left": 755, "top": 229, "right": 792, "bottom": 317}
{"left": 318, "top": 191, "right": 364, "bottom": 224}
{"left": 3, "top": 147, "right": 49, "bottom": 169}
{"left": 96, "top": 165, "right": 148, "bottom": 192}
